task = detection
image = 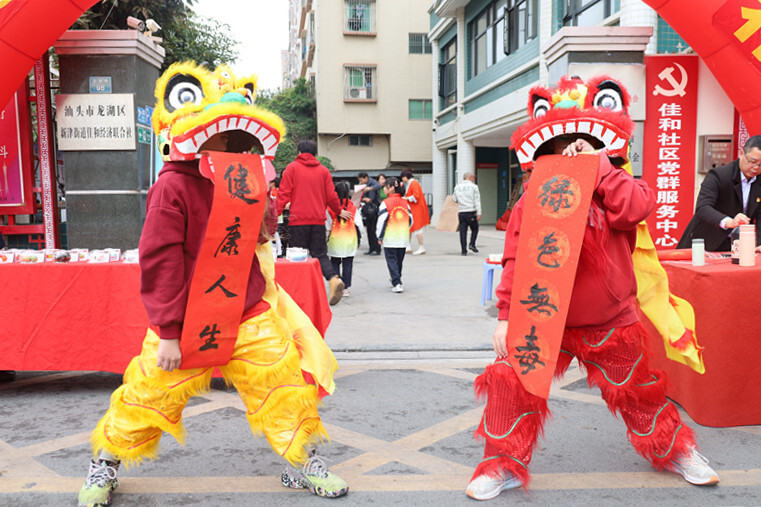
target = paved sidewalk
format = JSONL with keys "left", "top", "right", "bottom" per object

{"left": 326, "top": 226, "right": 507, "bottom": 356}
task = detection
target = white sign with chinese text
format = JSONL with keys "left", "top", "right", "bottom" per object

{"left": 56, "top": 94, "right": 136, "bottom": 151}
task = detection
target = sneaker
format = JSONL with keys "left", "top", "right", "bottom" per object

{"left": 328, "top": 276, "right": 344, "bottom": 306}
{"left": 465, "top": 471, "right": 522, "bottom": 501}
{"left": 412, "top": 247, "right": 426, "bottom": 255}
{"left": 283, "top": 453, "right": 349, "bottom": 498}
{"left": 406, "top": 247, "right": 412, "bottom": 253}
{"left": 78, "top": 459, "right": 120, "bottom": 507}
{"left": 343, "top": 288, "right": 351, "bottom": 297}
{"left": 281, "top": 467, "right": 306, "bottom": 489}
{"left": 391, "top": 284, "right": 404, "bottom": 293}
{"left": 469, "top": 245, "right": 479, "bottom": 253}
{"left": 665, "top": 447, "right": 719, "bottom": 486}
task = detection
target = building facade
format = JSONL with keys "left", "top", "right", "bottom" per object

{"left": 289, "top": 0, "right": 435, "bottom": 196}
{"left": 429, "top": 0, "right": 738, "bottom": 231}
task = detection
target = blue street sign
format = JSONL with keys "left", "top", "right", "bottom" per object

{"left": 89, "top": 76, "right": 112, "bottom": 94}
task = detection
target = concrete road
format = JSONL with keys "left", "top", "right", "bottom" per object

{"left": 1, "top": 227, "right": 760, "bottom": 506}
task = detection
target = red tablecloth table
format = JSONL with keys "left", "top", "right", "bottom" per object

{"left": 647, "top": 255, "right": 761, "bottom": 427}
{"left": 0, "top": 258, "right": 331, "bottom": 374}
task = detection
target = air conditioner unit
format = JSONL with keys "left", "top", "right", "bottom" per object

{"left": 349, "top": 87, "right": 367, "bottom": 99}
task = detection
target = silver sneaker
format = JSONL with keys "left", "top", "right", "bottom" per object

{"left": 391, "top": 284, "right": 404, "bottom": 293}
{"left": 665, "top": 447, "right": 719, "bottom": 486}
{"left": 466, "top": 471, "right": 523, "bottom": 500}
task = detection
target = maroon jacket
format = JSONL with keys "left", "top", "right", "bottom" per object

{"left": 139, "top": 160, "right": 275, "bottom": 340}
{"left": 276, "top": 153, "right": 342, "bottom": 225}
{"left": 496, "top": 156, "right": 656, "bottom": 331}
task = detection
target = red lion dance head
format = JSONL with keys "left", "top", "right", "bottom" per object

{"left": 510, "top": 75, "right": 634, "bottom": 171}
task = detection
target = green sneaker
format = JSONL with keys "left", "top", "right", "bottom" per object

{"left": 282, "top": 452, "right": 348, "bottom": 498}
{"left": 78, "top": 459, "right": 120, "bottom": 507}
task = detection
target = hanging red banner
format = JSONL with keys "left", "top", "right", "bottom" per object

{"left": 180, "top": 151, "right": 267, "bottom": 369}
{"left": 506, "top": 154, "right": 598, "bottom": 400}
{"left": 642, "top": 54, "right": 699, "bottom": 249}
{"left": 0, "top": 84, "right": 33, "bottom": 214}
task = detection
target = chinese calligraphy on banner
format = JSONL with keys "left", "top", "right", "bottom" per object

{"left": 0, "top": 92, "right": 24, "bottom": 206}
{"left": 0, "top": 88, "right": 33, "bottom": 213}
{"left": 642, "top": 55, "right": 699, "bottom": 249}
{"left": 56, "top": 94, "right": 136, "bottom": 151}
{"left": 505, "top": 154, "right": 598, "bottom": 400}
{"left": 180, "top": 151, "right": 267, "bottom": 369}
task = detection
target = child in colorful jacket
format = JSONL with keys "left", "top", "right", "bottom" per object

{"left": 326, "top": 181, "right": 363, "bottom": 297}
{"left": 376, "top": 177, "right": 413, "bottom": 293}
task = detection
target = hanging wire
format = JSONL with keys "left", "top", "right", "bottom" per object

{"left": 98, "top": 0, "right": 118, "bottom": 30}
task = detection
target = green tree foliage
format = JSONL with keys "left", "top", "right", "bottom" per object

{"left": 74, "top": 0, "right": 238, "bottom": 70}
{"left": 257, "top": 79, "right": 334, "bottom": 171}
{"left": 161, "top": 16, "right": 238, "bottom": 70}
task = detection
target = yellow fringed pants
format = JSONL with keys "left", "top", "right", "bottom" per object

{"left": 91, "top": 308, "right": 327, "bottom": 467}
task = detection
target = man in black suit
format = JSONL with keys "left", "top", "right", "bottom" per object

{"left": 677, "top": 135, "right": 761, "bottom": 251}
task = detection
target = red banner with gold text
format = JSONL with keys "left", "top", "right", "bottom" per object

{"left": 642, "top": 55, "right": 699, "bottom": 249}
{"left": 181, "top": 151, "right": 267, "bottom": 369}
{"left": 506, "top": 154, "right": 598, "bottom": 400}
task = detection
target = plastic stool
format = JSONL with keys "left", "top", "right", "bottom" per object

{"left": 481, "top": 260, "right": 503, "bottom": 305}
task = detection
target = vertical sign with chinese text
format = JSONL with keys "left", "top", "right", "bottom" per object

{"left": 0, "top": 87, "right": 33, "bottom": 214}
{"left": 642, "top": 55, "right": 699, "bottom": 249}
{"left": 505, "top": 154, "right": 598, "bottom": 400}
{"left": 181, "top": 152, "right": 267, "bottom": 369}
{"left": 0, "top": 92, "right": 24, "bottom": 207}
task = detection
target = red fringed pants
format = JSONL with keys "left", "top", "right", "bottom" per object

{"left": 473, "top": 322, "right": 695, "bottom": 486}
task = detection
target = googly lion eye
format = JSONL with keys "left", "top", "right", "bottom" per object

{"left": 220, "top": 70, "right": 231, "bottom": 80}
{"left": 164, "top": 74, "right": 205, "bottom": 112}
{"left": 593, "top": 81, "right": 624, "bottom": 112}
{"left": 533, "top": 98, "right": 551, "bottom": 118}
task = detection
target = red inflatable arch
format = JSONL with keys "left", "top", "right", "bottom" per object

{"left": 644, "top": 0, "right": 761, "bottom": 134}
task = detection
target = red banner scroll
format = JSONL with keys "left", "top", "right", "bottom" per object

{"left": 506, "top": 154, "right": 599, "bottom": 400}
{"left": 0, "top": 85, "right": 33, "bottom": 214}
{"left": 642, "top": 55, "right": 699, "bottom": 249}
{"left": 181, "top": 151, "right": 267, "bottom": 369}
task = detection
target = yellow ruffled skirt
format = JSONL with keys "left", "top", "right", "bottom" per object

{"left": 91, "top": 308, "right": 327, "bottom": 467}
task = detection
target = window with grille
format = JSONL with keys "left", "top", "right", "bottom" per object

{"left": 409, "top": 33, "right": 432, "bottom": 54}
{"left": 438, "top": 39, "right": 457, "bottom": 107}
{"left": 349, "top": 135, "right": 372, "bottom": 146}
{"left": 344, "top": 0, "right": 376, "bottom": 34}
{"left": 409, "top": 100, "right": 432, "bottom": 120}
{"left": 344, "top": 65, "right": 377, "bottom": 101}
{"left": 562, "top": 0, "right": 615, "bottom": 27}
{"left": 503, "top": 0, "right": 538, "bottom": 56}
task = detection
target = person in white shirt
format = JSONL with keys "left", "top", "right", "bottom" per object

{"left": 452, "top": 172, "right": 482, "bottom": 255}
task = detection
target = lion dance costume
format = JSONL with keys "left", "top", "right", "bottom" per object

{"left": 79, "top": 63, "right": 346, "bottom": 507}
{"left": 469, "top": 75, "right": 715, "bottom": 495}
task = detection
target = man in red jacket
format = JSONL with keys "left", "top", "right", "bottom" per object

{"left": 277, "top": 140, "right": 351, "bottom": 305}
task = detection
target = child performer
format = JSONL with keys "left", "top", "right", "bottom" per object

{"left": 466, "top": 75, "right": 719, "bottom": 501}
{"left": 78, "top": 63, "right": 348, "bottom": 507}
{"left": 376, "top": 177, "right": 413, "bottom": 293}
{"left": 326, "top": 181, "right": 363, "bottom": 297}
